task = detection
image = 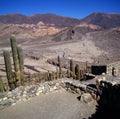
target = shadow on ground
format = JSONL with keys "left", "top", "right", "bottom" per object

{"left": 87, "top": 83, "right": 120, "bottom": 119}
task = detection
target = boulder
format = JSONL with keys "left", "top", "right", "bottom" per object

{"left": 81, "top": 93, "right": 93, "bottom": 104}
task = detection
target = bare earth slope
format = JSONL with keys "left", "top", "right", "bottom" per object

{"left": 50, "top": 25, "right": 120, "bottom": 64}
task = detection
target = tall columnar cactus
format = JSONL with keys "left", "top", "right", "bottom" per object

{"left": 80, "top": 70, "right": 82, "bottom": 80}
{"left": 59, "top": 66, "right": 62, "bottom": 78}
{"left": 75, "top": 64, "right": 80, "bottom": 80}
{"left": 70, "top": 59, "right": 74, "bottom": 77}
{"left": 3, "top": 49, "right": 15, "bottom": 90}
{"left": 58, "top": 55, "right": 61, "bottom": 67}
{"left": 58, "top": 56, "right": 62, "bottom": 78}
{"left": 17, "top": 46, "right": 24, "bottom": 85}
{"left": 67, "top": 69, "right": 70, "bottom": 78}
{"left": 56, "top": 67, "right": 59, "bottom": 79}
{"left": 86, "top": 61, "right": 88, "bottom": 73}
{"left": 47, "top": 71, "right": 52, "bottom": 81}
{"left": 0, "top": 76, "right": 4, "bottom": 92}
{"left": 10, "top": 35, "right": 21, "bottom": 86}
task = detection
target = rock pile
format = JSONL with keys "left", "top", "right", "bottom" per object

{"left": 0, "top": 80, "right": 66, "bottom": 108}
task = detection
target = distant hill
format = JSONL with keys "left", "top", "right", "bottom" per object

{"left": 80, "top": 12, "right": 120, "bottom": 29}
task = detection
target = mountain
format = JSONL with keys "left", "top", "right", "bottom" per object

{"left": 0, "top": 14, "right": 80, "bottom": 28}
{"left": 1, "top": 12, "right": 120, "bottom": 28}
{"left": 80, "top": 12, "right": 120, "bottom": 29}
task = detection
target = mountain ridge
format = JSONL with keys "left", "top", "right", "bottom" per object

{"left": 0, "top": 12, "right": 120, "bottom": 48}
{"left": 0, "top": 13, "right": 80, "bottom": 28}
{"left": 0, "top": 12, "right": 120, "bottom": 29}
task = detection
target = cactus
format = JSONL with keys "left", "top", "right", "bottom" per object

{"left": 38, "top": 73, "right": 41, "bottom": 83}
{"left": 56, "top": 67, "right": 59, "bottom": 79}
{"left": 10, "top": 35, "right": 21, "bottom": 86}
{"left": 59, "top": 67, "right": 62, "bottom": 78}
{"left": 58, "top": 55, "right": 61, "bottom": 67}
{"left": 3, "top": 49, "right": 15, "bottom": 90}
{"left": 70, "top": 59, "right": 74, "bottom": 77}
{"left": 67, "top": 69, "right": 70, "bottom": 78}
{"left": 75, "top": 64, "right": 80, "bottom": 80}
{"left": 47, "top": 71, "right": 52, "bottom": 81}
{"left": 17, "top": 46, "right": 24, "bottom": 85}
{"left": 85, "top": 61, "right": 88, "bottom": 73}
{"left": 0, "top": 76, "right": 4, "bottom": 92}
{"left": 58, "top": 56, "right": 62, "bottom": 78}
{"left": 80, "top": 70, "right": 82, "bottom": 80}
{"left": 83, "top": 68, "right": 87, "bottom": 80}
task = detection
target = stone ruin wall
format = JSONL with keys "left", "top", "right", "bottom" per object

{"left": 107, "top": 61, "right": 120, "bottom": 76}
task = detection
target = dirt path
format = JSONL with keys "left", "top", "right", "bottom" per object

{"left": 0, "top": 91, "right": 96, "bottom": 119}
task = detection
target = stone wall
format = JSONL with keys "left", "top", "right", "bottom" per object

{"left": 0, "top": 78, "right": 95, "bottom": 108}
{"left": 107, "top": 61, "right": 120, "bottom": 76}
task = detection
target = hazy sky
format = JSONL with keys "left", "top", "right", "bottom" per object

{"left": 0, "top": 0, "right": 120, "bottom": 18}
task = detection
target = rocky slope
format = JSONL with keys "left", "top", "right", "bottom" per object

{"left": 50, "top": 24, "right": 120, "bottom": 64}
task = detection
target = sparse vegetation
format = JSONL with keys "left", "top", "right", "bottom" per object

{"left": 3, "top": 35, "right": 24, "bottom": 90}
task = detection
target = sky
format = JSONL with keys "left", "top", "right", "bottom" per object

{"left": 0, "top": 0, "right": 120, "bottom": 19}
